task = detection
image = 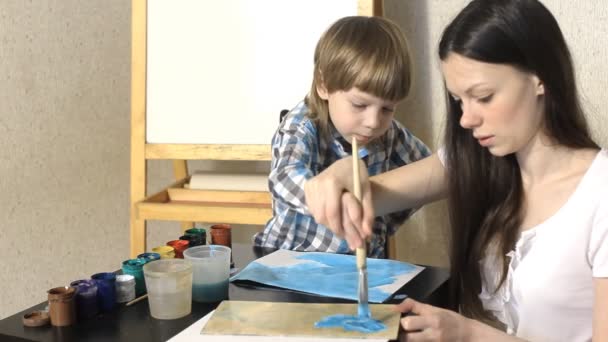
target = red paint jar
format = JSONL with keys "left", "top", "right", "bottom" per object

{"left": 167, "top": 239, "right": 190, "bottom": 258}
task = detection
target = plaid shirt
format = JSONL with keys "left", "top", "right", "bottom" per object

{"left": 253, "top": 101, "right": 431, "bottom": 258}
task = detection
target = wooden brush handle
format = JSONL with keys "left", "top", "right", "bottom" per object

{"left": 352, "top": 138, "right": 366, "bottom": 268}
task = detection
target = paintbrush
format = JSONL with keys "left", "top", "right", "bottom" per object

{"left": 352, "top": 137, "right": 370, "bottom": 318}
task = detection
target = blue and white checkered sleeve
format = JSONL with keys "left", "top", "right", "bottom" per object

{"left": 268, "top": 123, "right": 316, "bottom": 215}
{"left": 389, "top": 122, "right": 431, "bottom": 165}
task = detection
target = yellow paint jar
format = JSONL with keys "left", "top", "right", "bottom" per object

{"left": 151, "top": 246, "right": 175, "bottom": 259}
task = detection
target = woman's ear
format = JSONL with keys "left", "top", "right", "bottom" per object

{"left": 533, "top": 75, "right": 544, "bottom": 96}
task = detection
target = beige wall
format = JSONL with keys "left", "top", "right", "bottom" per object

{"left": 1, "top": 0, "right": 607, "bottom": 319}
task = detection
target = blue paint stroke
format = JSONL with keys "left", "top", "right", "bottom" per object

{"left": 231, "top": 251, "right": 416, "bottom": 302}
{"left": 358, "top": 301, "right": 370, "bottom": 318}
{"left": 315, "top": 314, "right": 386, "bottom": 333}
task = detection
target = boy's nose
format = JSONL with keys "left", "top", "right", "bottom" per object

{"left": 363, "top": 111, "right": 381, "bottom": 129}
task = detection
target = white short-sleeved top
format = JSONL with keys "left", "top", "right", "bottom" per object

{"left": 478, "top": 149, "right": 608, "bottom": 341}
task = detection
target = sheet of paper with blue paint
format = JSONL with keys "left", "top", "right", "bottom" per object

{"left": 230, "top": 249, "right": 424, "bottom": 302}
{"left": 200, "top": 301, "right": 400, "bottom": 340}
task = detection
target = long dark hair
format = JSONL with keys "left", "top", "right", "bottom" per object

{"left": 438, "top": 0, "right": 598, "bottom": 324}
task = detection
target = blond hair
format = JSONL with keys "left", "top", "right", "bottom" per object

{"left": 305, "top": 16, "right": 412, "bottom": 140}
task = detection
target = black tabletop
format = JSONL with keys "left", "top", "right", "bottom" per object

{"left": 0, "top": 244, "right": 449, "bottom": 342}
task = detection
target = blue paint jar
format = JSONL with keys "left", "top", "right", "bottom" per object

{"left": 137, "top": 252, "right": 161, "bottom": 263}
{"left": 122, "top": 258, "right": 148, "bottom": 296}
{"left": 91, "top": 272, "right": 116, "bottom": 312}
{"left": 69, "top": 279, "right": 98, "bottom": 320}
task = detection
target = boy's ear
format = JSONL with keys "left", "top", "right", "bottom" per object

{"left": 316, "top": 82, "right": 329, "bottom": 100}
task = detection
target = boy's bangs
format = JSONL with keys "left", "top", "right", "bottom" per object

{"left": 351, "top": 60, "right": 408, "bottom": 102}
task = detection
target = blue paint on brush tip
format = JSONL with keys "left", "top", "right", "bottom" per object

{"left": 315, "top": 314, "right": 386, "bottom": 333}
{"left": 358, "top": 303, "right": 370, "bottom": 318}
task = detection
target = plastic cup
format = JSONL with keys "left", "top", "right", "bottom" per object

{"left": 183, "top": 245, "right": 231, "bottom": 303}
{"left": 143, "top": 259, "right": 192, "bottom": 319}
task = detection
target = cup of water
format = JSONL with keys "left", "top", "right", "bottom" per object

{"left": 183, "top": 245, "right": 231, "bottom": 303}
{"left": 143, "top": 259, "right": 192, "bottom": 319}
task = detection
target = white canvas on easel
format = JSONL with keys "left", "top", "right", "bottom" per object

{"left": 146, "top": 0, "right": 359, "bottom": 145}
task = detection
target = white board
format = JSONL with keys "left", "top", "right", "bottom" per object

{"left": 146, "top": 0, "right": 359, "bottom": 144}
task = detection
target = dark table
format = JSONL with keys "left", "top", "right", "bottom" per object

{"left": 0, "top": 244, "right": 449, "bottom": 342}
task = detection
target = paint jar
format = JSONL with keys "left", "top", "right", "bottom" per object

{"left": 152, "top": 246, "right": 175, "bottom": 259}
{"left": 115, "top": 274, "right": 136, "bottom": 303}
{"left": 91, "top": 272, "right": 117, "bottom": 312}
{"left": 178, "top": 233, "right": 204, "bottom": 247}
{"left": 143, "top": 259, "right": 192, "bottom": 319}
{"left": 210, "top": 224, "right": 234, "bottom": 268}
{"left": 47, "top": 286, "right": 77, "bottom": 326}
{"left": 185, "top": 228, "right": 207, "bottom": 245}
{"left": 210, "top": 224, "right": 232, "bottom": 247}
{"left": 183, "top": 245, "right": 231, "bottom": 303}
{"left": 137, "top": 252, "right": 161, "bottom": 263}
{"left": 69, "top": 279, "right": 98, "bottom": 320}
{"left": 122, "top": 258, "right": 148, "bottom": 296}
{"left": 166, "top": 239, "right": 189, "bottom": 258}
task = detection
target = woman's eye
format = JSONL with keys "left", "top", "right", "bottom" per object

{"left": 478, "top": 94, "right": 494, "bottom": 103}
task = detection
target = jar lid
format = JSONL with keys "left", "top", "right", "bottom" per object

{"left": 123, "top": 258, "right": 147, "bottom": 268}
{"left": 137, "top": 252, "right": 161, "bottom": 262}
{"left": 116, "top": 274, "right": 135, "bottom": 284}
{"left": 22, "top": 311, "right": 50, "bottom": 327}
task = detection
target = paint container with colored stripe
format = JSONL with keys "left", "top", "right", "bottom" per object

{"left": 91, "top": 272, "right": 116, "bottom": 312}
{"left": 122, "top": 258, "right": 148, "bottom": 296}
{"left": 115, "top": 274, "right": 136, "bottom": 303}
{"left": 69, "top": 279, "right": 98, "bottom": 320}
{"left": 166, "top": 239, "right": 189, "bottom": 258}
{"left": 152, "top": 246, "right": 175, "bottom": 259}
{"left": 143, "top": 259, "right": 192, "bottom": 319}
{"left": 137, "top": 252, "right": 161, "bottom": 263}
{"left": 47, "top": 286, "right": 77, "bottom": 326}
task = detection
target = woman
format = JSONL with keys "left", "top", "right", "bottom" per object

{"left": 304, "top": 0, "right": 608, "bottom": 340}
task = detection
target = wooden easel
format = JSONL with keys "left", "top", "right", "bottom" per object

{"left": 130, "top": 0, "right": 385, "bottom": 258}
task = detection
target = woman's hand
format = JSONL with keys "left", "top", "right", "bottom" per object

{"left": 396, "top": 299, "right": 524, "bottom": 342}
{"left": 304, "top": 156, "right": 374, "bottom": 249}
{"left": 395, "top": 299, "right": 473, "bottom": 342}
